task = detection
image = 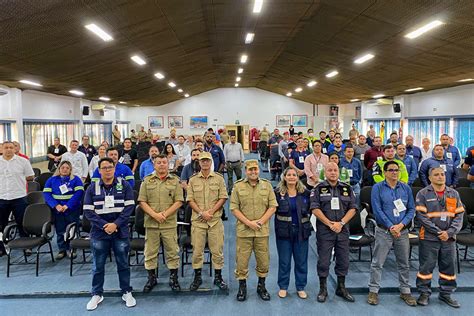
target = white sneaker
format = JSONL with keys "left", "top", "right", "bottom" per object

{"left": 122, "top": 292, "right": 136, "bottom": 308}
{"left": 86, "top": 295, "right": 104, "bottom": 311}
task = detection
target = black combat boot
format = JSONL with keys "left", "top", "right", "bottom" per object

{"left": 169, "top": 269, "right": 181, "bottom": 291}
{"left": 189, "top": 268, "right": 203, "bottom": 291}
{"left": 143, "top": 269, "right": 157, "bottom": 293}
{"left": 335, "top": 276, "right": 355, "bottom": 302}
{"left": 257, "top": 277, "right": 271, "bottom": 301}
{"left": 236, "top": 279, "right": 247, "bottom": 301}
{"left": 317, "top": 277, "right": 328, "bottom": 303}
{"left": 213, "top": 269, "right": 228, "bottom": 290}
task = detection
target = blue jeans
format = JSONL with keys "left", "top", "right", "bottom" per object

{"left": 351, "top": 183, "right": 361, "bottom": 206}
{"left": 276, "top": 225, "right": 309, "bottom": 291}
{"left": 54, "top": 210, "right": 79, "bottom": 252}
{"left": 91, "top": 238, "right": 132, "bottom": 296}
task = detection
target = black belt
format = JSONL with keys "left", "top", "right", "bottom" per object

{"left": 227, "top": 160, "right": 241, "bottom": 163}
{"left": 377, "top": 224, "right": 407, "bottom": 232}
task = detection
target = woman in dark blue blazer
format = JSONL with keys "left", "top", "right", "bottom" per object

{"left": 274, "top": 167, "right": 313, "bottom": 299}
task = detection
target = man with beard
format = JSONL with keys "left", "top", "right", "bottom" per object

{"left": 180, "top": 149, "right": 202, "bottom": 190}
{"left": 139, "top": 146, "right": 159, "bottom": 180}
{"left": 204, "top": 132, "right": 225, "bottom": 173}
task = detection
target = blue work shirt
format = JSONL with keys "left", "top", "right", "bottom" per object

{"left": 406, "top": 145, "right": 422, "bottom": 167}
{"left": 436, "top": 145, "right": 461, "bottom": 167}
{"left": 327, "top": 144, "right": 346, "bottom": 160}
{"left": 83, "top": 178, "right": 135, "bottom": 240}
{"left": 465, "top": 145, "right": 474, "bottom": 167}
{"left": 139, "top": 158, "right": 155, "bottom": 180}
{"left": 180, "top": 162, "right": 197, "bottom": 182}
{"left": 92, "top": 162, "right": 135, "bottom": 188}
{"left": 419, "top": 157, "right": 458, "bottom": 187}
{"left": 43, "top": 175, "right": 84, "bottom": 214}
{"left": 290, "top": 149, "right": 309, "bottom": 170}
{"left": 204, "top": 143, "right": 225, "bottom": 172}
{"left": 371, "top": 180, "right": 415, "bottom": 229}
{"left": 399, "top": 155, "right": 418, "bottom": 186}
{"left": 339, "top": 157, "right": 363, "bottom": 185}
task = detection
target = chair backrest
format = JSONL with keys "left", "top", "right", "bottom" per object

{"left": 37, "top": 172, "right": 54, "bottom": 190}
{"left": 33, "top": 167, "right": 41, "bottom": 178}
{"left": 27, "top": 191, "right": 45, "bottom": 204}
{"left": 134, "top": 205, "right": 145, "bottom": 235}
{"left": 457, "top": 167, "right": 468, "bottom": 178}
{"left": 359, "top": 186, "right": 372, "bottom": 206}
{"left": 411, "top": 187, "right": 423, "bottom": 201}
{"left": 81, "top": 215, "right": 91, "bottom": 233}
{"left": 134, "top": 180, "right": 142, "bottom": 192}
{"left": 133, "top": 190, "right": 139, "bottom": 205}
{"left": 412, "top": 178, "right": 423, "bottom": 188}
{"left": 456, "top": 187, "right": 474, "bottom": 216}
{"left": 27, "top": 181, "right": 41, "bottom": 192}
{"left": 349, "top": 211, "right": 364, "bottom": 235}
{"left": 457, "top": 177, "right": 471, "bottom": 188}
{"left": 23, "top": 204, "right": 52, "bottom": 236}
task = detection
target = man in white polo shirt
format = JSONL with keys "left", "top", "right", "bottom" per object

{"left": 61, "top": 140, "right": 89, "bottom": 182}
{"left": 0, "top": 141, "right": 35, "bottom": 256}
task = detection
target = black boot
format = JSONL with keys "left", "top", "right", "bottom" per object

{"left": 335, "top": 276, "right": 355, "bottom": 302}
{"left": 237, "top": 280, "right": 247, "bottom": 301}
{"left": 317, "top": 277, "right": 328, "bottom": 303}
{"left": 213, "top": 269, "right": 228, "bottom": 290}
{"left": 143, "top": 269, "right": 157, "bottom": 293}
{"left": 257, "top": 277, "right": 271, "bottom": 301}
{"left": 189, "top": 269, "right": 203, "bottom": 291}
{"left": 169, "top": 269, "right": 181, "bottom": 291}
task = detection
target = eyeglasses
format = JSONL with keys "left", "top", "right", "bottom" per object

{"left": 386, "top": 169, "right": 400, "bottom": 173}
{"left": 100, "top": 166, "right": 115, "bottom": 171}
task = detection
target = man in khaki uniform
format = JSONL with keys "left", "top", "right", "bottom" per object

{"left": 230, "top": 159, "right": 278, "bottom": 302}
{"left": 138, "top": 127, "right": 147, "bottom": 144}
{"left": 138, "top": 154, "right": 184, "bottom": 292}
{"left": 187, "top": 152, "right": 228, "bottom": 291}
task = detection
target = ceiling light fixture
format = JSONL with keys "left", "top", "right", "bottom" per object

{"left": 99, "top": 96, "right": 110, "bottom": 102}
{"left": 405, "top": 20, "right": 444, "bottom": 39}
{"left": 307, "top": 80, "right": 317, "bottom": 87}
{"left": 253, "top": 0, "right": 263, "bottom": 13}
{"left": 350, "top": 99, "right": 360, "bottom": 102}
{"left": 84, "top": 23, "right": 113, "bottom": 42}
{"left": 19, "top": 79, "right": 43, "bottom": 87}
{"left": 354, "top": 53, "right": 375, "bottom": 64}
{"left": 457, "top": 78, "right": 474, "bottom": 82}
{"left": 325, "top": 70, "right": 338, "bottom": 78}
{"left": 69, "top": 90, "right": 84, "bottom": 96}
{"left": 154, "top": 72, "right": 165, "bottom": 79}
{"left": 240, "top": 54, "right": 248, "bottom": 63}
{"left": 294, "top": 87, "right": 302, "bottom": 92}
{"left": 184, "top": 94, "right": 190, "bottom": 98}
{"left": 236, "top": 77, "right": 241, "bottom": 82}
{"left": 235, "top": 83, "right": 239, "bottom": 87}
{"left": 286, "top": 92, "right": 292, "bottom": 97}
{"left": 245, "top": 33, "right": 255, "bottom": 44}
{"left": 177, "top": 88, "right": 183, "bottom": 93}
{"left": 119, "top": 101, "right": 127, "bottom": 104}
{"left": 168, "top": 82, "right": 176, "bottom": 88}
{"left": 130, "top": 55, "right": 146, "bottom": 66}
{"left": 372, "top": 94, "right": 384, "bottom": 99}
{"left": 238, "top": 68, "right": 244, "bottom": 74}
{"left": 405, "top": 87, "right": 423, "bottom": 92}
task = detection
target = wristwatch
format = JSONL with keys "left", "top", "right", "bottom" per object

{"left": 340, "top": 220, "right": 346, "bottom": 226}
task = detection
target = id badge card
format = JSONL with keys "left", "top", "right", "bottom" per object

{"left": 317, "top": 163, "right": 323, "bottom": 171}
{"left": 299, "top": 156, "right": 305, "bottom": 163}
{"left": 331, "top": 197, "right": 340, "bottom": 210}
{"left": 440, "top": 164, "right": 447, "bottom": 171}
{"left": 393, "top": 199, "right": 407, "bottom": 213}
{"left": 446, "top": 152, "right": 452, "bottom": 159}
{"left": 393, "top": 208, "right": 400, "bottom": 217}
{"left": 440, "top": 213, "right": 447, "bottom": 221}
{"left": 323, "top": 148, "right": 327, "bottom": 154}
{"left": 360, "top": 154, "right": 364, "bottom": 160}
{"left": 377, "top": 156, "right": 383, "bottom": 161}
{"left": 59, "top": 184, "right": 69, "bottom": 194}
{"left": 119, "top": 157, "right": 124, "bottom": 163}
{"left": 169, "top": 162, "right": 175, "bottom": 169}
{"left": 54, "top": 148, "right": 59, "bottom": 154}
{"left": 105, "top": 195, "right": 115, "bottom": 208}
{"left": 348, "top": 169, "right": 353, "bottom": 177}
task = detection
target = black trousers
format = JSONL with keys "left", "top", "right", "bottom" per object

{"left": 0, "top": 197, "right": 29, "bottom": 247}
{"left": 416, "top": 239, "right": 457, "bottom": 295}
{"left": 316, "top": 229, "right": 349, "bottom": 277}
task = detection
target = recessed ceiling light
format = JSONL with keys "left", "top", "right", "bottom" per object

{"left": 350, "top": 99, "right": 360, "bottom": 102}
{"left": 99, "top": 96, "right": 110, "bottom": 101}
{"left": 245, "top": 33, "right": 255, "bottom": 44}
{"left": 253, "top": 0, "right": 263, "bottom": 13}
{"left": 325, "top": 70, "right": 338, "bottom": 78}
{"left": 19, "top": 79, "right": 42, "bottom": 87}
{"left": 134, "top": 104, "right": 141, "bottom": 107}
{"left": 69, "top": 90, "right": 84, "bottom": 96}
{"left": 294, "top": 87, "right": 303, "bottom": 92}
{"left": 240, "top": 54, "right": 248, "bottom": 63}
{"left": 119, "top": 101, "right": 127, "bottom": 104}
{"left": 238, "top": 68, "right": 244, "bottom": 74}
{"left": 235, "top": 83, "right": 239, "bottom": 87}
{"left": 307, "top": 80, "right": 317, "bottom": 87}
{"left": 177, "top": 88, "right": 183, "bottom": 93}
{"left": 131, "top": 55, "right": 146, "bottom": 66}
{"left": 84, "top": 23, "right": 113, "bottom": 42}
{"left": 236, "top": 77, "right": 241, "bottom": 82}
{"left": 457, "top": 78, "right": 474, "bottom": 82}
{"left": 405, "top": 20, "right": 444, "bottom": 39}
{"left": 184, "top": 94, "right": 190, "bottom": 98}
{"left": 154, "top": 72, "right": 165, "bottom": 79}
{"left": 372, "top": 94, "right": 384, "bottom": 99}
{"left": 354, "top": 53, "right": 375, "bottom": 64}
{"left": 168, "top": 82, "right": 176, "bottom": 88}
{"left": 286, "top": 92, "right": 292, "bottom": 97}
{"left": 405, "top": 87, "right": 423, "bottom": 92}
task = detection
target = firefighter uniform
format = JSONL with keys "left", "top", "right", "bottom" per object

{"left": 415, "top": 185, "right": 464, "bottom": 295}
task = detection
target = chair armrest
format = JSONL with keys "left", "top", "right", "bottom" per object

{"left": 360, "top": 202, "right": 371, "bottom": 214}
{"left": 64, "top": 222, "right": 78, "bottom": 243}
{"left": 3, "top": 223, "right": 18, "bottom": 243}
{"left": 365, "top": 218, "right": 377, "bottom": 237}
{"left": 42, "top": 221, "right": 54, "bottom": 240}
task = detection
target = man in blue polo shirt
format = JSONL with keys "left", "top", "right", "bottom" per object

{"left": 339, "top": 145, "right": 363, "bottom": 204}
{"left": 92, "top": 147, "right": 135, "bottom": 188}
{"left": 420, "top": 145, "right": 457, "bottom": 188}
{"left": 439, "top": 134, "right": 461, "bottom": 168}
{"left": 204, "top": 132, "right": 225, "bottom": 173}
{"left": 84, "top": 157, "right": 136, "bottom": 310}
{"left": 367, "top": 160, "right": 417, "bottom": 307}
{"left": 289, "top": 138, "right": 309, "bottom": 181}
{"left": 139, "top": 146, "right": 159, "bottom": 180}
{"left": 405, "top": 135, "right": 422, "bottom": 167}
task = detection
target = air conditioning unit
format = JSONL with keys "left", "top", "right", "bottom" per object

{"left": 91, "top": 103, "right": 106, "bottom": 111}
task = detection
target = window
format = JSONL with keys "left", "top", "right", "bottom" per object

{"left": 116, "top": 123, "right": 129, "bottom": 140}
{"left": 453, "top": 118, "right": 474, "bottom": 156}
{"left": 83, "top": 122, "right": 112, "bottom": 146}
{"left": 367, "top": 120, "right": 400, "bottom": 142}
{"left": 408, "top": 118, "right": 450, "bottom": 147}
{"left": 23, "top": 122, "right": 77, "bottom": 160}
{"left": 0, "top": 122, "right": 12, "bottom": 141}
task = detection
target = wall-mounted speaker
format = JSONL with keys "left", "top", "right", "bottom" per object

{"left": 82, "top": 106, "right": 90, "bottom": 115}
{"left": 393, "top": 103, "right": 401, "bottom": 113}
